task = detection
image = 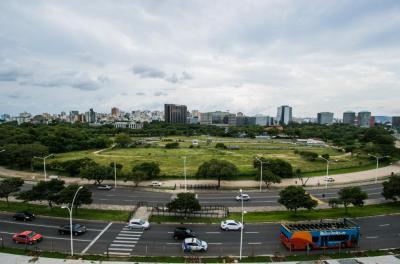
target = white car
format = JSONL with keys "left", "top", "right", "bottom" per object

{"left": 324, "top": 176, "right": 335, "bottom": 182}
{"left": 220, "top": 220, "right": 243, "bottom": 231}
{"left": 127, "top": 218, "right": 150, "bottom": 230}
{"left": 97, "top": 184, "right": 112, "bottom": 190}
{"left": 235, "top": 193, "right": 250, "bottom": 201}
{"left": 151, "top": 181, "right": 162, "bottom": 187}
{"left": 182, "top": 238, "right": 208, "bottom": 252}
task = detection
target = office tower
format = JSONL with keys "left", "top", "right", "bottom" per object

{"left": 164, "top": 104, "right": 187, "bottom": 124}
{"left": 357, "top": 111, "right": 371, "bottom": 128}
{"left": 317, "top": 112, "right": 334, "bottom": 125}
{"left": 343, "top": 111, "right": 356, "bottom": 125}
{"left": 276, "top": 105, "right": 292, "bottom": 125}
{"left": 392, "top": 116, "right": 400, "bottom": 127}
{"left": 111, "top": 107, "right": 120, "bottom": 117}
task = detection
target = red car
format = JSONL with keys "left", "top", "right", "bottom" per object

{"left": 13, "top": 231, "right": 43, "bottom": 244}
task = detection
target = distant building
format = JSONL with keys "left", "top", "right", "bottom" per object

{"left": 254, "top": 115, "right": 274, "bottom": 126}
{"left": 85, "top": 108, "right": 96, "bottom": 123}
{"left": 393, "top": 116, "right": 400, "bottom": 127}
{"left": 374, "top": 116, "right": 392, "bottom": 125}
{"left": 111, "top": 107, "right": 120, "bottom": 117}
{"left": 343, "top": 111, "right": 356, "bottom": 125}
{"left": 236, "top": 116, "right": 256, "bottom": 126}
{"left": 164, "top": 104, "right": 187, "bottom": 124}
{"left": 276, "top": 105, "right": 292, "bottom": 125}
{"left": 114, "top": 121, "right": 143, "bottom": 129}
{"left": 357, "top": 111, "right": 371, "bottom": 128}
{"left": 317, "top": 112, "right": 334, "bottom": 125}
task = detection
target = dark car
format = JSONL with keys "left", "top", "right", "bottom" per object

{"left": 58, "top": 224, "right": 87, "bottom": 236}
{"left": 173, "top": 227, "right": 196, "bottom": 240}
{"left": 13, "top": 211, "right": 35, "bottom": 221}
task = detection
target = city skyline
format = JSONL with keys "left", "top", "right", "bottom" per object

{"left": 1, "top": 1, "right": 400, "bottom": 116}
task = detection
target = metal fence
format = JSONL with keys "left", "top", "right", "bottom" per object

{"left": 179, "top": 184, "right": 219, "bottom": 190}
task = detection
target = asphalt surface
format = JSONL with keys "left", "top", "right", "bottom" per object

{"left": 87, "top": 183, "right": 384, "bottom": 207}
{"left": 0, "top": 212, "right": 398, "bottom": 256}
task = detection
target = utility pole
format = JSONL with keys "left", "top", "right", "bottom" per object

{"left": 114, "top": 161, "right": 117, "bottom": 189}
{"left": 255, "top": 157, "right": 267, "bottom": 192}
{"left": 183, "top": 156, "right": 187, "bottom": 192}
{"left": 320, "top": 156, "right": 330, "bottom": 189}
{"left": 368, "top": 154, "right": 390, "bottom": 183}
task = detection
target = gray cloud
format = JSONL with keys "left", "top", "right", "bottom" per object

{"left": 132, "top": 65, "right": 166, "bottom": 79}
{"left": 136, "top": 92, "right": 146, "bottom": 96}
{"left": 154, "top": 91, "right": 168, "bottom": 96}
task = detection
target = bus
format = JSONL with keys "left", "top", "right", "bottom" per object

{"left": 280, "top": 218, "right": 360, "bottom": 250}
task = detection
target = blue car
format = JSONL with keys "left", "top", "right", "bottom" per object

{"left": 182, "top": 238, "right": 208, "bottom": 252}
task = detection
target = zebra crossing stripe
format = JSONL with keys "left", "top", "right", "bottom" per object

{"left": 110, "top": 244, "right": 136, "bottom": 247}
{"left": 116, "top": 236, "right": 139, "bottom": 240}
{"left": 113, "top": 240, "right": 137, "bottom": 244}
{"left": 108, "top": 248, "right": 132, "bottom": 251}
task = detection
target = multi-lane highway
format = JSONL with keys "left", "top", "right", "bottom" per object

{"left": 87, "top": 183, "right": 384, "bottom": 208}
{"left": 0, "top": 212, "right": 398, "bottom": 256}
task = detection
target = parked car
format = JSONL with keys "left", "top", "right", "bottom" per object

{"left": 12, "top": 231, "right": 42, "bottom": 244}
{"left": 173, "top": 227, "right": 196, "bottom": 240}
{"left": 97, "top": 184, "right": 112, "bottom": 190}
{"left": 127, "top": 218, "right": 150, "bottom": 230}
{"left": 13, "top": 211, "right": 35, "bottom": 221}
{"left": 58, "top": 223, "right": 87, "bottom": 236}
{"left": 182, "top": 238, "right": 208, "bottom": 252}
{"left": 235, "top": 193, "right": 250, "bottom": 201}
{"left": 151, "top": 181, "right": 162, "bottom": 187}
{"left": 324, "top": 176, "right": 335, "bottom": 182}
{"left": 220, "top": 220, "right": 243, "bottom": 231}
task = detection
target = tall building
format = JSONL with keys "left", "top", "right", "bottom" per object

{"left": 111, "top": 107, "right": 120, "bottom": 117}
{"left": 164, "top": 104, "right": 187, "bottom": 124}
{"left": 254, "top": 115, "right": 274, "bottom": 126}
{"left": 343, "top": 111, "right": 356, "bottom": 125}
{"left": 85, "top": 108, "right": 96, "bottom": 123}
{"left": 357, "top": 111, "right": 371, "bottom": 128}
{"left": 276, "top": 105, "right": 292, "bottom": 125}
{"left": 317, "top": 112, "right": 334, "bottom": 125}
{"left": 393, "top": 116, "right": 400, "bottom": 127}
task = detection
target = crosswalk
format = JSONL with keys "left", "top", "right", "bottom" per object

{"left": 106, "top": 227, "right": 143, "bottom": 256}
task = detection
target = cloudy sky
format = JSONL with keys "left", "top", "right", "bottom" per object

{"left": 1, "top": 0, "right": 400, "bottom": 117}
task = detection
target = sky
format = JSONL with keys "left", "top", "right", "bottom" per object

{"left": 1, "top": 0, "right": 400, "bottom": 117}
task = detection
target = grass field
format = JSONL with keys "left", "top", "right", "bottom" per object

{"left": 51, "top": 136, "right": 374, "bottom": 178}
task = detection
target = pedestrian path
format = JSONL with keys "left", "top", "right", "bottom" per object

{"left": 106, "top": 226, "right": 143, "bottom": 256}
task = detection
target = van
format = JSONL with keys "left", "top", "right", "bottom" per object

{"left": 49, "top": 175, "right": 60, "bottom": 180}
{"left": 151, "top": 181, "right": 162, "bottom": 187}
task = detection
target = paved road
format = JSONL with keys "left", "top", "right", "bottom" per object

{"left": 0, "top": 212, "right": 398, "bottom": 256}
{"left": 87, "top": 183, "right": 384, "bottom": 208}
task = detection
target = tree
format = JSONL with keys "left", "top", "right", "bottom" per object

{"left": 298, "top": 151, "right": 319, "bottom": 161}
{"left": 321, "top": 153, "right": 330, "bottom": 160}
{"left": 278, "top": 186, "right": 317, "bottom": 214}
{"left": 382, "top": 175, "right": 400, "bottom": 201}
{"left": 253, "top": 157, "right": 293, "bottom": 178}
{"left": 56, "top": 158, "right": 97, "bottom": 176}
{"left": 337, "top": 187, "right": 368, "bottom": 214}
{"left": 132, "top": 162, "right": 160, "bottom": 179}
{"left": 0, "top": 177, "right": 24, "bottom": 206}
{"left": 56, "top": 184, "right": 92, "bottom": 214}
{"left": 109, "top": 162, "right": 123, "bottom": 171}
{"left": 114, "top": 133, "right": 132, "bottom": 148}
{"left": 257, "top": 169, "right": 281, "bottom": 188}
{"left": 166, "top": 192, "right": 201, "bottom": 217}
{"left": 165, "top": 142, "right": 179, "bottom": 149}
{"left": 17, "top": 179, "right": 65, "bottom": 209}
{"left": 80, "top": 164, "right": 113, "bottom": 184}
{"left": 1, "top": 143, "right": 48, "bottom": 169}
{"left": 126, "top": 170, "right": 147, "bottom": 187}
{"left": 295, "top": 169, "right": 310, "bottom": 187}
{"left": 196, "top": 159, "right": 238, "bottom": 188}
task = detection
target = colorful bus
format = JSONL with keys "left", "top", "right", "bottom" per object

{"left": 280, "top": 218, "right": 360, "bottom": 250}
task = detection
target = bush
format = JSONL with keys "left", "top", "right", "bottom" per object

{"left": 165, "top": 142, "right": 179, "bottom": 149}
{"left": 215, "top": 143, "right": 227, "bottom": 149}
{"left": 299, "top": 151, "right": 319, "bottom": 161}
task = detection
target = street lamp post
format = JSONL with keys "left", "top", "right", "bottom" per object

{"left": 239, "top": 188, "right": 244, "bottom": 260}
{"left": 61, "top": 186, "right": 83, "bottom": 257}
{"left": 113, "top": 161, "right": 117, "bottom": 189}
{"left": 33, "top": 154, "right": 54, "bottom": 181}
{"left": 320, "top": 156, "right": 330, "bottom": 189}
{"left": 368, "top": 154, "right": 390, "bottom": 183}
{"left": 183, "top": 156, "right": 187, "bottom": 192}
{"left": 255, "top": 157, "right": 267, "bottom": 192}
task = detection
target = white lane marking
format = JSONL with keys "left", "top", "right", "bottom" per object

{"left": 118, "top": 233, "right": 141, "bottom": 237}
{"left": 379, "top": 224, "right": 390, "bottom": 227}
{"left": 121, "top": 230, "right": 142, "bottom": 234}
{"left": 245, "top": 232, "right": 259, "bottom": 234}
{"left": 110, "top": 244, "right": 136, "bottom": 247}
{"left": 113, "top": 240, "right": 137, "bottom": 244}
{"left": 116, "top": 236, "right": 139, "bottom": 240}
{"left": 108, "top": 248, "right": 132, "bottom": 251}
{"left": 0, "top": 231, "right": 91, "bottom": 242}
{"left": 248, "top": 242, "right": 262, "bottom": 245}
{"left": 366, "top": 236, "right": 378, "bottom": 239}
{"left": 81, "top": 222, "right": 113, "bottom": 254}
{"left": 206, "top": 232, "right": 220, "bottom": 234}
{"left": 167, "top": 231, "right": 173, "bottom": 234}
{"left": 166, "top": 242, "right": 180, "bottom": 245}
{"left": 0, "top": 219, "right": 102, "bottom": 231}
{"left": 209, "top": 242, "right": 222, "bottom": 245}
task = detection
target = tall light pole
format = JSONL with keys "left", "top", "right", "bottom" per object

{"left": 255, "top": 157, "right": 267, "bottom": 192}
{"left": 320, "top": 156, "right": 330, "bottom": 189}
{"left": 368, "top": 154, "right": 390, "bottom": 183}
{"left": 183, "top": 156, "right": 187, "bottom": 192}
{"left": 113, "top": 161, "right": 117, "bottom": 189}
{"left": 33, "top": 154, "right": 54, "bottom": 181}
{"left": 239, "top": 188, "right": 244, "bottom": 260}
{"left": 61, "top": 186, "right": 83, "bottom": 257}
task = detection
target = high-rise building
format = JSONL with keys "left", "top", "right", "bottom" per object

{"left": 276, "top": 105, "right": 292, "bottom": 125}
{"left": 392, "top": 116, "right": 400, "bottom": 127}
{"left": 85, "top": 108, "right": 96, "bottom": 123}
{"left": 164, "top": 104, "right": 187, "bottom": 124}
{"left": 317, "top": 112, "right": 334, "bottom": 125}
{"left": 254, "top": 115, "right": 274, "bottom": 126}
{"left": 357, "top": 111, "right": 371, "bottom": 128}
{"left": 343, "top": 111, "right": 356, "bottom": 125}
{"left": 111, "top": 107, "right": 120, "bottom": 117}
